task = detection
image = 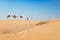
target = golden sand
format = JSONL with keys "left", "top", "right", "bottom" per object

{"left": 0, "top": 19, "right": 60, "bottom": 40}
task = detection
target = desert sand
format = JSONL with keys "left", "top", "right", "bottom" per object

{"left": 0, "top": 19, "right": 60, "bottom": 40}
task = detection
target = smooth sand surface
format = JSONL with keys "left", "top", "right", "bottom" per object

{"left": 0, "top": 19, "right": 60, "bottom": 40}
{"left": 0, "top": 20, "right": 40, "bottom": 34}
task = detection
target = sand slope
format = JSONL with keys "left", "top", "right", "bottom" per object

{"left": 0, "top": 19, "right": 60, "bottom": 40}
{"left": 17, "top": 19, "right": 60, "bottom": 40}
{"left": 0, "top": 20, "right": 40, "bottom": 33}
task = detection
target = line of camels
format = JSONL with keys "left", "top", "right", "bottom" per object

{"left": 7, "top": 15, "right": 29, "bottom": 20}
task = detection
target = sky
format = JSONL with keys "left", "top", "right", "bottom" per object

{"left": 0, "top": 0, "right": 60, "bottom": 20}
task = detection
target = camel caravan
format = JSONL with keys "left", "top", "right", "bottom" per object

{"left": 7, "top": 15, "right": 29, "bottom": 20}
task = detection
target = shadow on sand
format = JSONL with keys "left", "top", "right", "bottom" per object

{"left": 36, "top": 22, "right": 48, "bottom": 26}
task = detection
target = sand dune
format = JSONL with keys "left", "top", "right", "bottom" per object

{"left": 0, "top": 20, "right": 40, "bottom": 33}
{"left": 0, "top": 19, "right": 60, "bottom": 40}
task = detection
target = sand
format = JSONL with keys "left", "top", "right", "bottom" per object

{"left": 0, "top": 19, "right": 60, "bottom": 40}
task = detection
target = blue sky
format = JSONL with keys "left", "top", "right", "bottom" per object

{"left": 0, "top": 0, "right": 60, "bottom": 20}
